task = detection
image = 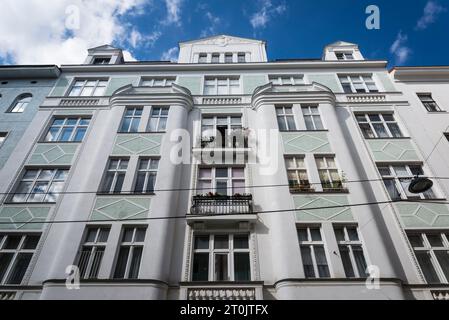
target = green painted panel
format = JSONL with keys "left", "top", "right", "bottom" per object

{"left": 91, "top": 196, "right": 151, "bottom": 221}
{"left": 395, "top": 202, "right": 449, "bottom": 228}
{"left": 376, "top": 72, "right": 396, "bottom": 92}
{"left": 28, "top": 143, "right": 79, "bottom": 165}
{"left": 177, "top": 76, "right": 202, "bottom": 95}
{"left": 293, "top": 195, "right": 354, "bottom": 221}
{"left": 308, "top": 74, "right": 342, "bottom": 93}
{"left": 105, "top": 77, "right": 139, "bottom": 96}
{"left": 49, "top": 76, "right": 72, "bottom": 97}
{"left": 281, "top": 131, "right": 332, "bottom": 153}
{"left": 0, "top": 206, "right": 51, "bottom": 230}
{"left": 242, "top": 75, "right": 267, "bottom": 95}
{"left": 366, "top": 139, "right": 419, "bottom": 161}
{"left": 112, "top": 133, "right": 162, "bottom": 155}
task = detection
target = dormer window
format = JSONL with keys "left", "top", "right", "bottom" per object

{"left": 92, "top": 57, "right": 111, "bottom": 65}
{"left": 335, "top": 52, "right": 354, "bottom": 60}
{"left": 211, "top": 53, "right": 220, "bottom": 63}
{"left": 238, "top": 53, "right": 246, "bottom": 63}
{"left": 198, "top": 53, "right": 207, "bottom": 63}
{"left": 225, "top": 53, "right": 233, "bottom": 63}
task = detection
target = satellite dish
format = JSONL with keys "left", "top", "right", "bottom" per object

{"left": 408, "top": 177, "right": 433, "bottom": 194}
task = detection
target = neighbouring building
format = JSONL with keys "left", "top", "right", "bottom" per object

{"left": 0, "top": 35, "right": 448, "bottom": 300}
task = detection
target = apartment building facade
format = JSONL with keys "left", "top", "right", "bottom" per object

{"left": 0, "top": 35, "right": 447, "bottom": 300}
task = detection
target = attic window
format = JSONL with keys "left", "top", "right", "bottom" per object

{"left": 92, "top": 57, "right": 111, "bottom": 65}
{"left": 335, "top": 52, "right": 354, "bottom": 60}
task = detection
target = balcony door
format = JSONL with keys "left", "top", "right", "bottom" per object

{"left": 201, "top": 115, "right": 242, "bottom": 148}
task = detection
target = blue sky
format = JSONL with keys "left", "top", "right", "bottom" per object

{"left": 0, "top": 0, "right": 448, "bottom": 67}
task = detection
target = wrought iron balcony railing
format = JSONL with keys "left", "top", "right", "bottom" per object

{"left": 190, "top": 194, "right": 253, "bottom": 215}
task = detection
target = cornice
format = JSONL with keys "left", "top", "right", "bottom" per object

{"left": 251, "top": 82, "right": 336, "bottom": 111}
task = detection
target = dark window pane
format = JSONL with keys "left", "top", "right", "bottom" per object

{"left": 6, "top": 253, "right": 32, "bottom": 284}
{"left": 310, "top": 228, "right": 322, "bottom": 241}
{"left": 120, "top": 118, "right": 131, "bottom": 132}
{"left": 114, "top": 247, "right": 130, "bottom": 279}
{"left": 73, "top": 128, "right": 87, "bottom": 142}
{"left": 135, "top": 228, "right": 146, "bottom": 242}
{"left": 59, "top": 127, "right": 73, "bottom": 141}
{"left": 298, "top": 229, "right": 308, "bottom": 242}
{"left": 353, "top": 246, "right": 368, "bottom": 277}
{"left": 234, "top": 235, "right": 249, "bottom": 249}
{"left": 113, "top": 174, "right": 125, "bottom": 193}
{"left": 334, "top": 228, "right": 345, "bottom": 241}
{"left": 315, "top": 246, "right": 330, "bottom": 278}
{"left": 23, "top": 235, "right": 40, "bottom": 249}
{"left": 277, "top": 117, "right": 287, "bottom": 131}
{"left": 130, "top": 118, "right": 140, "bottom": 132}
{"left": 387, "top": 123, "right": 402, "bottom": 138}
{"left": 435, "top": 251, "right": 449, "bottom": 281}
{"left": 128, "top": 247, "right": 143, "bottom": 279}
{"left": 214, "top": 235, "right": 229, "bottom": 249}
{"left": 134, "top": 173, "right": 146, "bottom": 193}
{"left": 0, "top": 253, "right": 14, "bottom": 282}
{"left": 194, "top": 236, "right": 209, "bottom": 249}
{"left": 408, "top": 235, "right": 424, "bottom": 247}
{"left": 192, "top": 253, "right": 209, "bottom": 281}
{"left": 340, "top": 246, "right": 355, "bottom": 278}
{"left": 427, "top": 234, "right": 444, "bottom": 247}
{"left": 4, "top": 235, "right": 21, "bottom": 249}
{"left": 347, "top": 228, "right": 359, "bottom": 241}
{"left": 234, "top": 252, "right": 251, "bottom": 281}
{"left": 301, "top": 246, "right": 315, "bottom": 278}
{"left": 88, "top": 247, "right": 104, "bottom": 278}
{"left": 102, "top": 173, "right": 114, "bottom": 193}
{"left": 416, "top": 251, "right": 440, "bottom": 283}
{"left": 214, "top": 254, "right": 228, "bottom": 281}
{"left": 98, "top": 229, "right": 110, "bottom": 242}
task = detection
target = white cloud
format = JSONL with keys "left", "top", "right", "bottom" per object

{"left": 390, "top": 31, "right": 412, "bottom": 65}
{"left": 416, "top": 1, "right": 446, "bottom": 30}
{"left": 0, "top": 0, "right": 157, "bottom": 65}
{"left": 163, "top": 0, "right": 183, "bottom": 25}
{"left": 129, "top": 29, "right": 161, "bottom": 48}
{"left": 161, "top": 46, "right": 179, "bottom": 62}
{"left": 200, "top": 12, "right": 221, "bottom": 37}
{"left": 250, "top": 0, "right": 286, "bottom": 29}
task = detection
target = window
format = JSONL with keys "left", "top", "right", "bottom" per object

{"left": 339, "top": 75, "right": 378, "bottom": 93}
{"left": 119, "top": 107, "right": 142, "bottom": 133}
{"left": 225, "top": 53, "right": 233, "bottom": 63}
{"left": 355, "top": 113, "right": 403, "bottom": 138}
{"left": 276, "top": 106, "right": 296, "bottom": 131}
{"left": 238, "top": 53, "right": 246, "bottom": 63}
{"left": 335, "top": 52, "right": 354, "bottom": 60}
{"left": 114, "top": 226, "right": 146, "bottom": 279}
{"left": 100, "top": 158, "right": 129, "bottom": 194}
{"left": 201, "top": 115, "right": 243, "bottom": 148}
{"left": 76, "top": 227, "right": 110, "bottom": 279}
{"left": 418, "top": 93, "right": 441, "bottom": 112}
{"left": 8, "top": 94, "right": 32, "bottom": 113}
{"left": 92, "top": 57, "right": 111, "bottom": 65}
{"left": 211, "top": 53, "right": 220, "bottom": 63}
{"left": 377, "top": 164, "right": 435, "bottom": 200}
{"left": 204, "top": 77, "right": 240, "bottom": 95}
{"left": 285, "top": 156, "right": 311, "bottom": 192}
{"left": 302, "top": 106, "right": 324, "bottom": 130}
{"left": 44, "top": 117, "right": 90, "bottom": 142}
{"left": 407, "top": 232, "right": 449, "bottom": 284}
{"left": 148, "top": 107, "right": 169, "bottom": 132}
{"left": 269, "top": 75, "right": 304, "bottom": 86}
{"left": 192, "top": 234, "right": 250, "bottom": 281}
{"left": 197, "top": 167, "right": 245, "bottom": 196}
{"left": 0, "top": 132, "right": 7, "bottom": 147}
{"left": 141, "top": 77, "right": 175, "bottom": 87}
{"left": 334, "top": 226, "right": 368, "bottom": 278}
{"left": 315, "top": 156, "right": 343, "bottom": 191}
{"left": 198, "top": 53, "right": 207, "bottom": 63}
{"left": 134, "top": 158, "right": 159, "bottom": 193}
{"left": 9, "top": 168, "right": 68, "bottom": 203}
{"left": 68, "top": 79, "right": 108, "bottom": 97}
{"left": 0, "top": 234, "right": 40, "bottom": 284}
{"left": 298, "top": 227, "right": 330, "bottom": 278}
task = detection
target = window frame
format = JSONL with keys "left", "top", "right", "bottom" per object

{"left": 269, "top": 74, "right": 304, "bottom": 86}
{"left": 113, "top": 226, "right": 147, "bottom": 279}
{"left": 200, "top": 115, "right": 243, "bottom": 148}
{"left": 99, "top": 157, "right": 130, "bottom": 194}
{"left": 76, "top": 226, "right": 110, "bottom": 279}
{"left": 147, "top": 106, "right": 169, "bottom": 132}
{"left": 133, "top": 158, "right": 159, "bottom": 194}
{"left": 297, "top": 226, "right": 331, "bottom": 278}
{"left": 275, "top": 106, "right": 297, "bottom": 131}
{"left": 203, "top": 76, "right": 241, "bottom": 95}
{"left": 335, "top": 52, "right": 354, "bottom": 60}
{"left": 338, "top": 75, "right": 378, "bottom": 94}
{"left": 355, "top": 113, "right": 403, "bottom": 139}
{"left": 92, "top": 56, "right": 111, "bottom": 65}
{"left": 237, "top": 52, "right": 246, "bottom": 63}
{"left": 196, "top": 166, "right": 245, "bottom": 196}
{"left": 118, "top": 107, "right": 143, "bottom": 133}
{"left": 43, "top": 116, "right": 91, "bottom": 142}
{"left": 67, "top": 79, "right": 109, "bottom": 97}
{"left": 301, "top": 106, "right": 324, "bottom": 130}
{"left": 334, "top": 225, "right": 368, "bottom": 278}
{"left": 191, "top": 233, "right": 251, "bottom": 282}
{"left": 140, "top": 77, "right": 176, "bottom": 87}
{"left": 407, "top": 231, "right": 449, "bottom": 284}
{"left": 315, "top": 156, "right": 344, "bottom": 191}
{"left": 0, "top": 233, "right": 41, "bottom": 285}
{"left": 285, "top": 156, "right": 312, "bottom": 192}
{"left": 417, "top": 93, "right": 442, "bottom": 112}
{"left": 7, "top": 94, "right": 32, "bottom": 113}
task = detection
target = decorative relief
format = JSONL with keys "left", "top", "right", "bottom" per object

{"left": 0, "top": 206, "right": 51, "bottom": 230}
{"left": 111, "top": 134, "right": 162, "bottom": 156}
{"left": 395, "top": 202, "right": 449, "bottom": 228}
{"left": 366, "top": 139, "right": 419, "bottom": 161}
{"left": 90, "top": 196, "right": 151, "bottom": 221}
{"left": 187, "top": 288, "right": 256, "bottom": 300}
{"left": 281, "top": 132, "right": 331, "bottom": 153}
{"left": 28, "top": 143, "right": 79, "bottom": 165}
{"left": 293, "top": 195, "right": 354, "bottom": 221}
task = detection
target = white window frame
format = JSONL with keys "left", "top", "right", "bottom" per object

{"left": 191, "top": 233, "right": 251, "bottom": 281}
{"left": 297, "top": 226, "right": 331, "bottom": 278}
{"left": 407, "top": 232, "right": 449, "bottom": 284}
{"left": 334, "top": 225, "right": 368, "bottom": 278}
{"left": 76, "top": 227, "right": 110, "bottom": 279}
{"left": 301, "top": 106, "right": 324, "bottom": 130}
{"left": 315, "top": 156, "right": 343, "bottom": 191}
{"left": 377, "top": 164, "right": 436, "bottom": 200}
{"left": 67, "top": 79, "right": 108, "bottom": 97}
{"left": 197, "top": 167, "right": 245, "bottom": 196}
{"left": 0, "top": 132, "right": 8, "bottom": 147}
{"left": 203, "top": 77, "right": 241, "bottom": 95}
{"left": 417, "top": 93, "right": 442, "bottom": 112}
{"left": 0, "top": 233, "right": 41, "bottom": 285}
{"left": 147, "top": 107, "right": 169, "bottom": 132}
{"left": 285, "top": 156, "right": 311, "bottom": 191}
{"left": 43, "top": 117, "right": 91, "bottom": 142}
{"left": 8, "top": 94, "right": 32, "bottom": 113}
{"left": 113, "top": 226, "right": 147, "bottom": 279}
{"left": 140, "top": 77, "right": 176, "bottom": 87}
{"left": 198, "top": 53, "right": 207, "bottom": 63}
{"left": 276, "top": 106, "right": 297, "bottom": 131}
{"left": 355, "top": 113, "right": 403, "bottom": 138}
{"left": 201, "top": 115, "right": 243, "bottom": 148}
{"left": 100, "top": 158, "right": 129, "bottom": 194}
{"left": 237, "top": 52, "right": 246, "bottom": 63}
{"left": 339, "top": 75, "right": 378, "bottom": 94}
{"left": 224, "top": 53, "right": 233, "bottom": 63}
{"left": 269, "top": 74, "right": 304, "bottom": 86}
{"left": 134, "top": 158, "right": 159, "bottom": 193}
{"left": 119, "top": 107, "right": 143, "bottom": 133}
{"left": 335, "top": 52, "right": 354, "bottom": 60}
{"left": 92, "top": 56, "right": 111, "bottom": 65}
{"left": 9, "top": 168, "right": 68, "bottom": 203}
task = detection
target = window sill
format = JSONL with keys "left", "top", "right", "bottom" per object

{"left": 2, "top": 202, "right": 56, "bottom": 205}
{"left": 426, "top": 111, "right": 447, "bottom": 114}
{"left": 37, "top": 141, "right": 82, "bottom": 144}
{"left": 279, "top": 129, "right": 328, "bottom": 133}
{"left": 364, "top": 137, "right": 411, "bottom": 140}
{"left": 290, "top": 189, "right": 349, "bottom": 194}
{"left": 96, "top": 192, "right": 156, "bottom": 196}
{"left": 116, "top": 131, "right": 166, "bottom": 134}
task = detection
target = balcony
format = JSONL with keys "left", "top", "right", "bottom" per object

{"left": 180, "top": 282, "right": 264, "bottom": 300}
{"left": 190, "top": 194, "right": 253, "bottom": 215}
{"left": 346, "top": 94, "right": 386, "bottom": 103}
